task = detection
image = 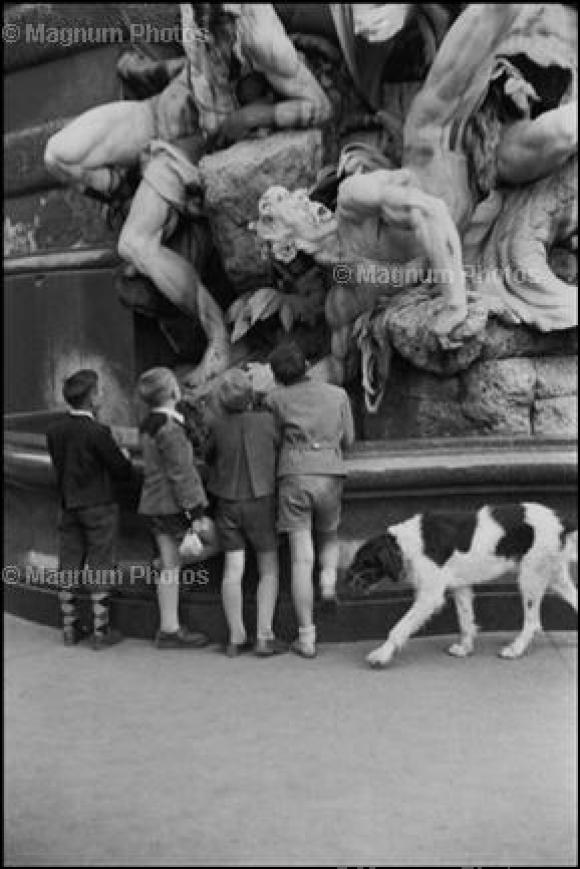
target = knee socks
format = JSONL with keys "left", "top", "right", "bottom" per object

{"left": 59, "top": 590, "right": 111, "bottom": 637}
{"left": 91, "top": 592, "right": 111, "bottom": 638}
{"left": 59, "top": 589, "right": 78, "bottom": 636}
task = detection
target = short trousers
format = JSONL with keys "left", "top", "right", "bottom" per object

{"left": 215, "top": 495, "right": 277, "bottom": 553}
{"left": 277, "top": 475, "right": 344, "bottom": 534}
{"left": 147, "top": 513, "right": 190, "bottom": 541}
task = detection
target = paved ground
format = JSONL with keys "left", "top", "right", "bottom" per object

{"left": 4, "top": 614, "right": 577, "bottom": 867}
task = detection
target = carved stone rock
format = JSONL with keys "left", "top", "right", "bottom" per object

{"left": 379, "top": 286, "right": 490, "bottom": 375}
{"left": 200, "top": 131, "right": 323, "bottom": 292}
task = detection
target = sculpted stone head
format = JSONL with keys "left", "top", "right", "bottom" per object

{"left": 252, "top": 185, "right": 338, "bottom": 263}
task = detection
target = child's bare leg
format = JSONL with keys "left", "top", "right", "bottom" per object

{"left": 256, "top": 549, "right": 279, "bottom": 641}
{"left": 289, "top": 530, "right": 314, "bottom": 627}
{"left": 289, "top": 530, "right": 316, "bottom": 653}
{"left": 221, "top": 550, "right": 247, "bottom": 645}
{"left": 318, "top": 529, "right": 339, "bottom": 601}
{"left": 155, "top": 533, "right": 181, "bottom": 634}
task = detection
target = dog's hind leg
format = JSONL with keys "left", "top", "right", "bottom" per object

{"left": 448, "top": 586, "right": 477, "bottom": 657}
{"left": 367, "top": 580, "right": 446, "bottom": 668}
{"left": 548, "top": 562, "right": 578, "bottom": 612}
{"left": 499, "top": 564, "right": 545, "bottom": 659}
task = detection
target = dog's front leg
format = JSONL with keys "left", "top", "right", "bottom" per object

{"left": 448, "top": 586, "right": 477, "bottom": 657}
{"left": 367, "top": 582, "right": 446, "bottom": 668}
{"left": 499, "top": 569, "right": 543, "bottom": 659}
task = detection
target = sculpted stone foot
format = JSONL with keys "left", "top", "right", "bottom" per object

{"left": 431, "top": 301, "right": 470, "bottom": 348}
{"left": 182, "top": 335, "right": 231, "bottom": 390}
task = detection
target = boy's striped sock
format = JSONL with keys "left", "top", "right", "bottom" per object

{"left": 91, "top": 591, "right": 110, "bottom": 637}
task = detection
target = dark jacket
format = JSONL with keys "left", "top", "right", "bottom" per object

{"left": 138, "top": 411, "right": 208, "bottom": 517}
{"left": 46, "top": 413, "right": 134, "bottom": 510}
{"left": 266, "top": 378, "right": 355, "bottom": 477}
{"left": 206, "top": 409, "right": 277, "bottom": 500}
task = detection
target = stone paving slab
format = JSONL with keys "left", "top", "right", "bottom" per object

{"left": 4, "top": 615, "right": 577, "bottom": 867}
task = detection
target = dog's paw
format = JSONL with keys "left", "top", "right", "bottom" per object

{"left": 447, "top": 642, "right": 473, "bottom": 658}
{"left": 366, "top": 646, "right": 394, "bottom": 668}
{"left": 498, "top": 643, "right": 523, "bottom": 660}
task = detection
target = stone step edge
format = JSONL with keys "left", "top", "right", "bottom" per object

{"left": 5, "top": 578, "right": 576, "bottom": 645}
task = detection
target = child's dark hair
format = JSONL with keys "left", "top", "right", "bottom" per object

{"left": 62, "top": 369, "right": 99, "bottom": 408}
{"left": 268, "top": 341, "right": 306, "bottom": 385}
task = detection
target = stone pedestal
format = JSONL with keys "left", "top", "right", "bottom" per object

{"left": 363, "top": 322, "right": 578, "bottom": 439}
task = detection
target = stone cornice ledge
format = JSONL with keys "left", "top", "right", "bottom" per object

{"left": 4, "top": 420, "right": 577, "bottom": 497}
{"left": 343, "top": 437, "right": 578, "bottom": 495}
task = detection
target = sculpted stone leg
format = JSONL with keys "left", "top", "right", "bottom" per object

{"left": 118, "top": 179, "right": 230, "bottom": 384}
{"left": 44, "top": 100, "right": 155, "bottom": 197}
{"left": 403, "top": 4, "right": 523, "bottom": 226}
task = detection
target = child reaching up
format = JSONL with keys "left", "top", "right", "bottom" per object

{"left": 206, "top": 369, "right": 285, "bottom": 658}
{"left": 267, "top": 341, "right": 355, "bottom": 659}
{"left": 137, "top": 367, "right": 210, "bottom": 649}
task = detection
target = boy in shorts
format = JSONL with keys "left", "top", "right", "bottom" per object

{"left": 267, "top": 342, "right": 355, "bottom": 658}
{"left": 206, "top": 369, "right": 285, "bottom": 658}
{"left": 137, "top": 367, "right": 211, "bottom": 649}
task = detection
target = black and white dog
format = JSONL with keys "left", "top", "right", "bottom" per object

{"left": 345, "top": 503, "right": 577, "bottom": 668}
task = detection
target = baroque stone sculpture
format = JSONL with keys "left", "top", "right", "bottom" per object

{"left": 253, "top": 4, "right": 578, "bottom": 409}
{"left": 43, "top": 3, "right": 577, "bottom": 433}
{"left": 44, "top": 2, "right": 332, "bottom": 386}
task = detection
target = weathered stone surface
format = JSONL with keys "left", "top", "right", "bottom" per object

{"left": 534, "top": 356, "right": 578, "bottom": 399}
{"left": 533, "top": 396, "right": 578, "bottom": 436}
{"left": 4, "top": 188, "right": 114, "bottom": 257}
{"left": 382, "top": 286, "right": 489, "bottom": 375}
{"left": 461, "top": 359, "right": 536, "bottom": 434}
{"left": 4, "top": 120, "right": 67, "bottom": 196}
{"left": 481, "top": 321, "right": 578, "bottom": 360}
{"left": 200, "top": 131, "right": 323, "bottom": 291}
{"left": 362, "top": 359, "right": 474, "bottom": 439}
{"left": 3, "top": 4, "right": 181, "bottom": 72}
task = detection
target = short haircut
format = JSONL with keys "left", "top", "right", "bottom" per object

{"left": 268, "top": 341, "right": 306, "bottom": 385}
{"left": 137, "top": 367, "right": 177, "bottom": 407}
{"left": 62, "top": 369, "right": 98, "bottom": 409}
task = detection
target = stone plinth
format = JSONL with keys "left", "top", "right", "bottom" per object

{"left": 363, "top": 323, "right": 578, "bottom": 439}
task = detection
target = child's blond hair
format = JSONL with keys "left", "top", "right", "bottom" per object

{"left": 137, "top": 367, "right": 178, "bottom": 408}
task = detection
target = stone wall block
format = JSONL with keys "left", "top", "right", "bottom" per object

{"left": 533, "top": 396, "right": 578, "bottom": 436}
{"left": 534, "top": 356, "right": 578, "bottom": 399}
{"left": 200, "top": 131, "right": 323, "bottom": 291}
{"left": 460, "top": 358, "right": 536, "bottom": 434}
{"left": 481, "top": 320, "right": 578, "bottom": 360}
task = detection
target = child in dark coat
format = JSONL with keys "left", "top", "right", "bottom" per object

{"left": 46, "top": 369, "right": 135, "bottom": 649}
{"left": 206, "top": 369, "right": 286, "bottom": 657}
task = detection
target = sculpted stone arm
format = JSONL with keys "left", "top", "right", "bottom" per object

{"left": 242, "top": 4, "right": 332, "bottom": 129}
{"left": 404, "top": 4, "right": 523, "bottom": 137}
{"left": 497, "top": 102, "right": 578, "bottom": 184}
{"left": 338, "top": 170, "right": 468, "bottom": 335}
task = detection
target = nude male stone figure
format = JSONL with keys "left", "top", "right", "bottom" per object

{"left": 45, "top": 3, "right": 331, "bottom": 385}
